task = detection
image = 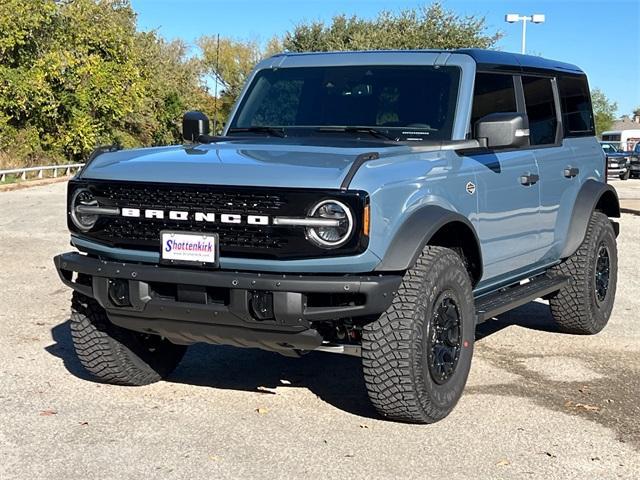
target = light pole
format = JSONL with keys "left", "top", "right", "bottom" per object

{"left": 505, "top": 13, "right": 545, "bottom": 54}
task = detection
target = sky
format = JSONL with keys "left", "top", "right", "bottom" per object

{"left": 130, "top": 0, "right": 640, "bottom": 116}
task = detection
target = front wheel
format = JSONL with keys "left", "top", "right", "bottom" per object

{"left": 620, "top": 170, "right": 630, "bottom": 180}
{"left": 70, "top": 292, "right": 187, "bottom": 385}
{"left": 361, "top": 246, "right": 475, "bottom": 423}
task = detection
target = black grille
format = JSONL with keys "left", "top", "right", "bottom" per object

{"left": 104, "top": 219, "right": 287, "bottom": 250}
{"left": 68, "top": 180, "right": 368, "bottom": 260}
{"left": 100, "top": 183, "right": 287, "bottom": 214}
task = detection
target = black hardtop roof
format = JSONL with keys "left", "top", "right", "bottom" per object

{"left": 273, "top": 48, "right": 585, "bottom": 75}
{"left": 457, "top": 48, "right": 583, "bottom": 74}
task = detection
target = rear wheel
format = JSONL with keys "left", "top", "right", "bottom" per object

{"left": 619, "top": 170, "right": 630, "bottom": 180}
{"left": 70, "top": 292, "right": 187, "bottom": 385}
{"left": 548, "top": 211, "right": 617, "bottom": 334}
{"left": 361, "top": 246, "right": 475, "bottom": 423}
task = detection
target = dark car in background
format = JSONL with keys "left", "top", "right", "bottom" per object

{"left": 629, "top": 143, "right": 640, "bottom": 179}
{"left": 600, "top": 142, "right": 630, "bottom": 180}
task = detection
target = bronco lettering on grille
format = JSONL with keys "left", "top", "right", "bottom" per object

{"left": 121, "top": 208, "right": 269, "bottom": 225}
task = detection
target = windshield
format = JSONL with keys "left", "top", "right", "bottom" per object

{"left": 229, "top": 65, "right": 461, "bottom": 141}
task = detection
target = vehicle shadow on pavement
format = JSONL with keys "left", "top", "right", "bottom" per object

{"left": 46, "top": 300, "right": 559, "bottom": 420}
{"left": 476, "top": 300, "right": 561, "bottom": 340}
{"left": 172, "top": 344, "right": 377, "bottom": 418}
{"left": 46, "top": 319, "right": 97, "bottom": 382}
{"left": 46, "top": 318, "right": 377, "bottom": 418}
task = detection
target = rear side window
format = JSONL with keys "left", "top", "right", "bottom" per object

{"left": 522, "top": 76, "right": 558, "bottom": 145}
{"left": 471, "top": 73, "right": 517, "bottom": 127}
{"left": 558, "top": 75, "right": 595, "bottom": 137}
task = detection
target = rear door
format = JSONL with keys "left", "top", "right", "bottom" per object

{"left": 468, "top": 73, "right": 544, "bottom": 284}
{"left": 530, "top": 74, "right": 592, "bottom": 262}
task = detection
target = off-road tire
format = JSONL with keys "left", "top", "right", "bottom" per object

{"left": 548, "top": 211, "right": 617, "bottom": 334}
{"left": 70, "top": 292, "right": 187, "bottom": 385}
{"left": 361, "top": 246, "right": 475, "bottom": 424}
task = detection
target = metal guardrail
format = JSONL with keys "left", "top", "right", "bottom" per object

{"left": 0, "top": 163, "right": 84, "bottom": 182}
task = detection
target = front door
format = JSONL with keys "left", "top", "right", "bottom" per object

{"left": 472, "top": 150, "right": 542, "bottom": 283}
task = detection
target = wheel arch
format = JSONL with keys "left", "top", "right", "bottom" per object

{"left": 374, "top": 206, "right": 483, "bottom": 286}
{"left": 560, "top": 179, "right": 620, "bottom": 259}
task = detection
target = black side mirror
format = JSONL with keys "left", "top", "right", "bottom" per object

{"left": 182, "top": 111, "right": 210, "bottom": 142}
{"left": 475, "top": 112, "right": 530, "bottom": 149}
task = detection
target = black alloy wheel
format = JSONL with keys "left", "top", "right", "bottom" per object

{"left": 427, "top": 295, "right": 462, "bottom": 385}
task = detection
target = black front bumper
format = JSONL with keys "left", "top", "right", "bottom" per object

{"left": 54, "top": 252, "right": 401, "bottom": 354}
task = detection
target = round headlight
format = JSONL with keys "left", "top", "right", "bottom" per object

{"left": 306, "top": 200, "right": 354, "bottom": 248}
{"left": 70, "top": 188, "right": 99, "bottom": 231}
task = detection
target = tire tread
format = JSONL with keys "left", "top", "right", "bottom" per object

{"left": 362, "top": 246, "right": 474, "bottom": 423}
{"left": 70, "top": 292, "right": 185, "bottom": 385}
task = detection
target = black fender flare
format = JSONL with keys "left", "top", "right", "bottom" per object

{"left": 560, "top": 179, "right": 620, "bottom": 259}
{"left": 374, "top": 205, "right": 483, "bottom": 284}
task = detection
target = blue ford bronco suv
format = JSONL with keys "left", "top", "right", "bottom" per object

{"left": 54, "top": 49, "right": 620, "bottom": 423}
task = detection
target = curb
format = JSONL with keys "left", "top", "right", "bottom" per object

{"left": 0, "top": 176, "right": 70, "bottom": 192}
{"left": 621, "top": 207, "right": 640, "bottom": 216}
{"left": 619, "top": 198, "right": 640, "bottom": 216}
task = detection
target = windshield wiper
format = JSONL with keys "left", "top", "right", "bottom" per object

{"left": 315, "top": 126, "right": 398, "bottom": 141}
{"left": 227, "top": 126, "right": 286, "bottom": 138}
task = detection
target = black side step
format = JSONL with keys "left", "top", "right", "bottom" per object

{"left": 475, "top": 274, "right": 569, "bottom": 323}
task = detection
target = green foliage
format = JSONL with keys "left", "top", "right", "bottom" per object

{"left": 591, "top": 88, "right": 617, "bottom": 136}
{"left": 197, "top": 36, "right": 270, "bottom": 133}
{"left": 283, "top": 2, "right": 502, "bottom": 52}
{"left": 0, "top": 0, "right": 209, "bottom": 167}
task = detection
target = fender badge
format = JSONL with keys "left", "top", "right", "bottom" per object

{"left": 466, "top": 182, "right": 476, "bottom": 195}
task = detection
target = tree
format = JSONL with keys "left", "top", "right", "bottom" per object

{"left": 0, "top": 0, "right": 210, "bottom": 167}
{"left": 197, "top": 35, "right": 282, "bottom": 132}
{"left": 591, "top": 88, "right": 617, "bottom": 136}
{"left": 283, "top": 2, "right": 502, "bottom": 52}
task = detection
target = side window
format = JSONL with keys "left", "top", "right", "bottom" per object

{"left": 522, "top": 76, "right": 558, "bottom": 145}
{"left": 558, "top": 75, "right": 595, "bottom": 137}
{"left": 471, "top": 73, "right": 517, "bottom": 127}
{"left": 602, "top": 134, "right": 620, "bottom": 142}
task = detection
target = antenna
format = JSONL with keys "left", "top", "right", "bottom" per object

{"left": 213, "top": 33, "right": 220, "bottom": 134}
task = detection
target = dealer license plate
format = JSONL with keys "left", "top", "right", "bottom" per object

{"left": 160, "top": 231, "right": 218, "bottom": 267}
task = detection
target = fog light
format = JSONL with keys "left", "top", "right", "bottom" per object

{"left": 249, "top": 291, "right": 274, "bottom": 321}
{"left": 108, "top": 279, "right": 131, "bottom": 307}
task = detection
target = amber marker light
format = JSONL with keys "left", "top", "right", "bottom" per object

{"left": 363, "top": 204, "right": 370, "bottom": 236}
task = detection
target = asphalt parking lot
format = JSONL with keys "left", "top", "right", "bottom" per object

{"left": 1, "top": 180, "right": 639, "bottom": 479}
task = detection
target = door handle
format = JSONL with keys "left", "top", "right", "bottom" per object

{"left": 564, "top": 166, "right": 579, "bottom": 178}
{"left": 519, "top": 173, "right": 539, "bottom": 186}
